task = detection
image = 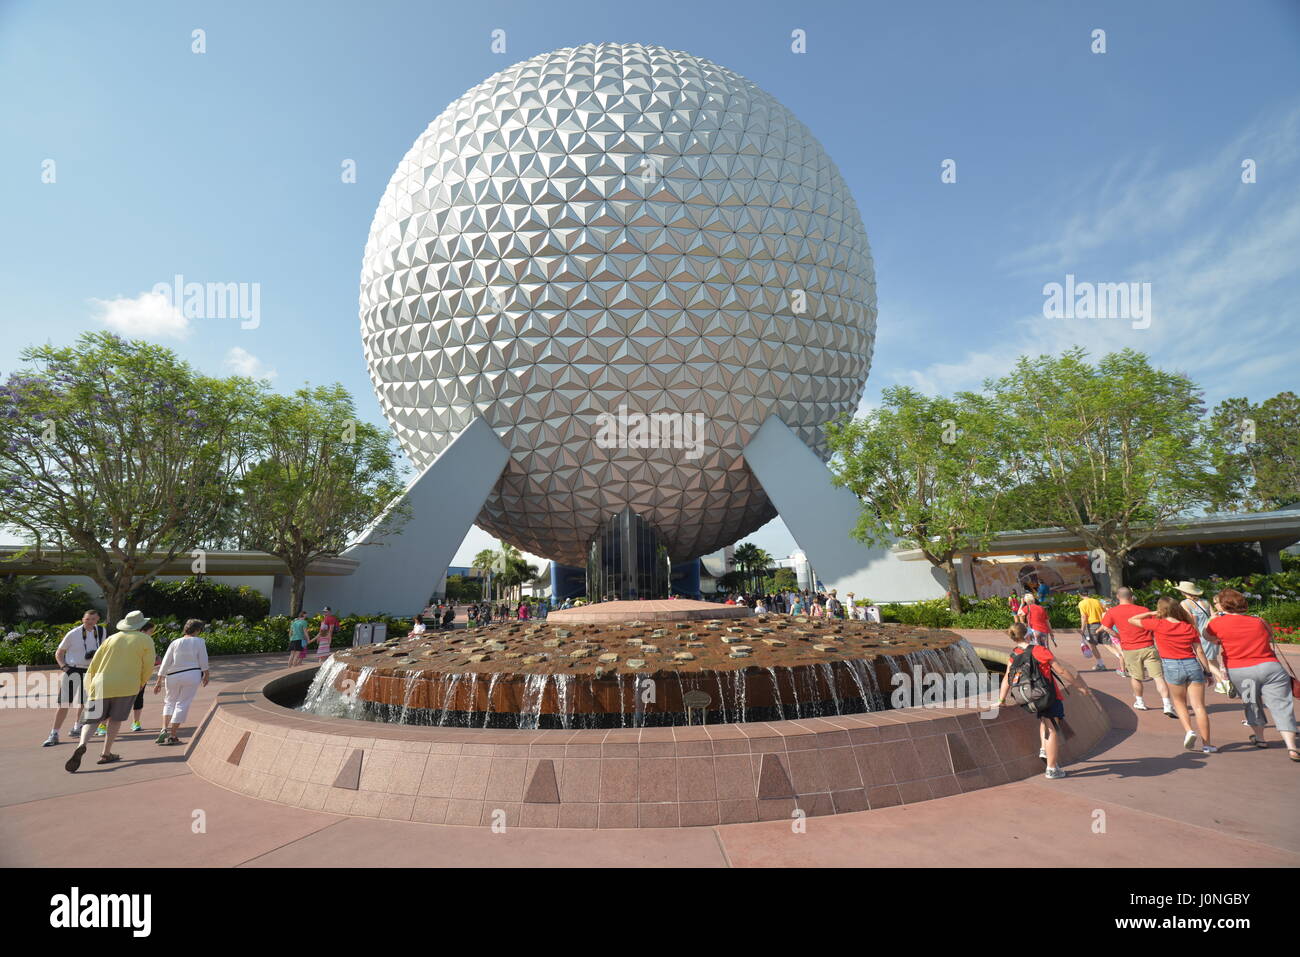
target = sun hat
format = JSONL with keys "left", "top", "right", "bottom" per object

{"left": 116, "top": 609, "right": 151, "bottom": 631}
{"left": 1175, "top": 581, "right": 1204, "bottom": 597}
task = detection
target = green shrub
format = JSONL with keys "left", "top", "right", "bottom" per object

{"left": 0, "top": 613, "right": 412, "bottom": 667}
{"left": 878, "top": 599, "right": 955, "bottom": 628}
{"left": 128, "top": 576, "right": 269, "bottom": 622}
{"left": 953, "top": 599, "right": 1014, "bottom": 629}
{"left": 1257, "top": 602, "right": 1300, "bottom": 628}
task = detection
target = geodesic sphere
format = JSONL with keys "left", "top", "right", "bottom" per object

{"left": 360, "top": 42, "right": 875, "bottom": 565}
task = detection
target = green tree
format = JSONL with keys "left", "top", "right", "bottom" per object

{"left": 989, "top": 348, "right": 1221, "bottom": 592}
{"left": 772, "top": 567, "right": 798, "bottom": 591}
{"left": 1208, "top": 391, "right": 1300, "bottom": 510}
{"left": 492, "top": 544, "right": 538, "bottom": 602}
{"left": 0, "top": 333, "right": 257, "bottom": 625}
{"left": 826, "top": 386, "right": 1011, "bottom": 612}
{"left": 731, "top": 542, "right": 759, "bottom": 593}
{"left": 234, "top": 385, "right": 408, "bottom": 616}
{"left": 471, "top": 548, "right": 498, "bottom": 600}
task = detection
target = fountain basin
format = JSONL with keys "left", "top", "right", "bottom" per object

{"left": 184, "top": 646, "right": 1112, "bottom": 828}
{"left": 302, "top": 618, "right": 988, "bottom": 728}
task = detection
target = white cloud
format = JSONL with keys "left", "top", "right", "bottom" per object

{"left": 223, "top": 346, "right": 277, "bottom": 380}
{"left": 902, "top": 99, "right": 1300, "bottom": 403}
{"left": 90, "top": 291, "right": 190, "bottom": 340}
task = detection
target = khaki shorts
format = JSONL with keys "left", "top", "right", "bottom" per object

{"left": 1122, "top": 646, "right": 1163, "bottom": 681}
{"left": 84, "top": 694, "right": 135, "bottom": 723}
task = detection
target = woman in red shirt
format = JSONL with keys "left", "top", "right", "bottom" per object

{"left": 1130, "top": 597, "right": 1214, "bottom": 753}
{"left": 1203, "top": 588, "right": 1298, "bottom": 762}
{"left": 1022, "top": 594, "right": 1053, "bottom": 647}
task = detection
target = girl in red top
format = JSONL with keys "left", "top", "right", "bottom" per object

{"left": 1203, "top": 588, "right": 1298, "bottom": 762}
{"left": 997, "top": 622, "right": 1090, "bottom": 779}
{"left": 1130, "top": 597, "right": 1214, "bottom": 753}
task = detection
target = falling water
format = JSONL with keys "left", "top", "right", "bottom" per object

{"left": 300, "top": 657, "right": 345, "bottom": 713}
{"left": 632, "top": 675, "right": 648, "bottom": 728}
{"left": 482, "top": 672, "right": 502, "bottom": 728}
{"left": 616, "top": 674, "right": 628, "bottom": 728}
{"left": 764, "top": 667, "right": 785, "bottom": 719}
{"left": 784, "top": 667, "right": 802, "bottom": 719}
{"left": 817, "top": 661, "right": 844, "bottom": 715}
{"left": 713, "top": 672, "right": 729, "bottom": 724}
{"left": 554, "top": 674, "right": 573, "bottom": 729}
{"left": 732, "top": 670, "right": 747, "bottom": 721}
{"left": 519, "top": 674, "right": 547, "bottom": 730}
{"left": 437, "top": 673, "right": 463, "bottom": 726}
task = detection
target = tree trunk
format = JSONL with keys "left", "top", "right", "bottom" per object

{"left": 1105, "top": 551, "right": 1126, "bottom": 596}
{"left": 290, "top": 567, "right": 307, "bottom": 617}
{"left": 103, "top": 579, "right": 131, "bottom": 632}
{"left": 941, "top": 560, "right": 962, "bottom": 614}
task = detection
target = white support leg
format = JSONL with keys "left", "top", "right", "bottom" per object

{"left": 742, "top": 415, "right": 945, "bottom": 602}
{"left": 303, "top": 417, "right": 510, "bottom": 616}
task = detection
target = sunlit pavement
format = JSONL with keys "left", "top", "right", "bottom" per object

{"left": 2, "top": 634, "right": 1296, "bottom": 867}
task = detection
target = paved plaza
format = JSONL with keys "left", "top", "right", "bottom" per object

{"left": 3, "top": 630, "right": 1295, "bottom": 868}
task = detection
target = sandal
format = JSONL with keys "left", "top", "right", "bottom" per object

{"left": 96, "top": 753, "right": 121, "bottom": 764}
{"left": 1248, "top": 734, "right": 1268, "bottom": 749}
{"left": 162, "top": 735, "right": 183, "bottom": 746}
{"left": 1289, "top": 749, "right": 1300, "bottom": 763}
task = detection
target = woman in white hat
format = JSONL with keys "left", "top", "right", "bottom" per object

{"left": 1176, "top": 581, "right": 1231, "bottom": 694}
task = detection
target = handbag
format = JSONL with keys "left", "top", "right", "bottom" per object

{"left": 1269, "top": 632, "right": 1300, "bottom": 699}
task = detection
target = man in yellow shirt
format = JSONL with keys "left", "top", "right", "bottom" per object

{"left": 65, "top": 610, "right": 157, "bottom": 772}
{"left": 1077, "top": 592, "right": 1120, "bottom": 673}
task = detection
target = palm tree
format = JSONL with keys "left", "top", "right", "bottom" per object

{"left": 0, "top": 574, "right": 57, "bottom": 624}
{"left": 733, "top": 542, "right": 775, "bottom": 593}
{"left": 471, "top": 549, "right": 498, "bottom": 601}
{"left": 751, "top": 547, "right": 774, "bottom": 592}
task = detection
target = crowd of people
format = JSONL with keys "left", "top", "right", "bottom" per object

{"left": 406, "top": 600, "right": 549, "bottom": 635}
{"left": 719, "top": 589, "right": 883, "bottom": 621}
{"left": 43, "top": 579, "right": 1296, "bottom": 780}
{"left": 45, "top": 609, "right": 212, "bottom": 770}
{"left": 1000, "top": 581, "right": 1298, "bottom": 779}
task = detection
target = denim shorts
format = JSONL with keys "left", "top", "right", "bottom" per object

{"left": 1161, "top": 656, "right": 1205, "bottom": 686}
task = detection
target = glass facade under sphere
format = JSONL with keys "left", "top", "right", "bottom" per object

{"left": 586, "top": 507, "right": 671, "bottom": 601}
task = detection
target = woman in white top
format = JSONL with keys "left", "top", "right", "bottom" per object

{"left": 152, "top": 619, "right": 210, "bottom": 745}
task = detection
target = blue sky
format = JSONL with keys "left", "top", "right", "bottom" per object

{"left": 3, "top": 0, "right": 1299, "bottom": 565}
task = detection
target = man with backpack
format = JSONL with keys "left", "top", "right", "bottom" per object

{"left": 997, "top": 622, "right": 1093, "bottom": 779}
{"left": 42, "top": 610, "right": 106, "bottom": 747}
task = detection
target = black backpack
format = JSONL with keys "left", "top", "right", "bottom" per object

{"left": 1008, "top": 646, "right": 1057, "bottom": 715}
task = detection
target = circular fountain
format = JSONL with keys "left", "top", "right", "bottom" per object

{"left": 301, "top": 613, "right": 986, "bottom": 729}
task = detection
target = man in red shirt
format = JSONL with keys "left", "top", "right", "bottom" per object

{"left": 1100, "top": 587, "right": 1174, "bottom": 716}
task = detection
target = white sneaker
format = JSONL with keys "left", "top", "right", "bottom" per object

{"left": 70, "top": 723, "right": 82, "bottom": 735}
{"left": 42, "top": 731, "right": 59, "bottom": 747}
{"left": 1163, "top": 707, "right": 1178, "bottom": 719}
{"left": 1039, "top": 747, "right": 1047, "bottom": 761}
{"left": 1045, "top": 766, "right": 1067, "bottom": 779}
{"left": 1133, "top": 699, "right": 1149, "bottom": 710}
{"left": 1183, "top": 730, "right": 1198, "bottom": 750}
{"left": 1202, "top": 745, "right": 1218, "bottom": 753}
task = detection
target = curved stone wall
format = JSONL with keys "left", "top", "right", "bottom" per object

{"left": 186, "top": 652, "right": 1110, "bottom": 828}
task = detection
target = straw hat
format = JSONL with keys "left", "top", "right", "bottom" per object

{"left": 1175, "top": 580, "right": 1204, "bottom": 597}
{"left": 116, "top": 609, "right": 150, "bottom": 632}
